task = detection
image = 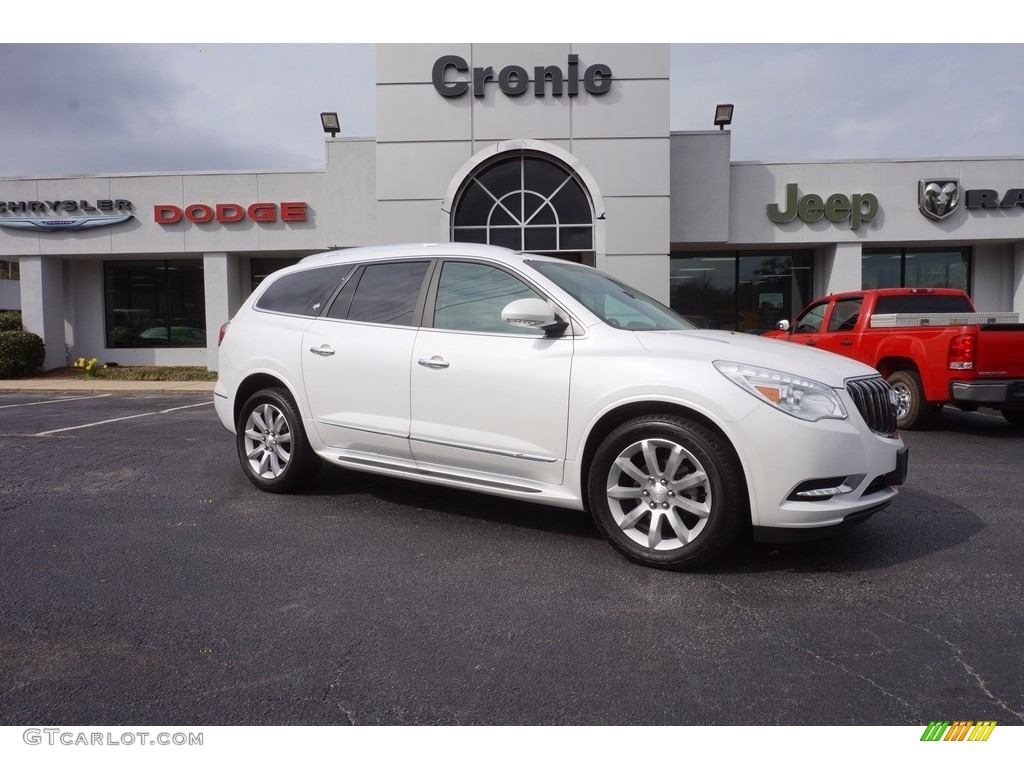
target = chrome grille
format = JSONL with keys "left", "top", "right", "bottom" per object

{"left": 846, "top": 376, "right": 898, "bottom": 435}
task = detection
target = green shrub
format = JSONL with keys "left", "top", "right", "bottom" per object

{"left": 0, "top": 329, "right": 45, "bottom": 378}
{"left": 0, "top": 310, "right": 22, "bottom": 332}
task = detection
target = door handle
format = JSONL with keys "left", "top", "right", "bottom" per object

{"left": 418, "top": 356, "right": 450, "bottom": 370}
{"left": 309, "top": 344, "right": 335, "bottom": 356}
{"left": 840, "top": 339, "right": 853, "bottom": 346}
{"left": 805, "top": 339, "right": 817, "bottom": 346}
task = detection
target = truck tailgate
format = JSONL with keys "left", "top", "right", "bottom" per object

{"left": 976, "top": 325, "right": 1024, "bottom": 377}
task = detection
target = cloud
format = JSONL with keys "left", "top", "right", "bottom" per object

{"left": 0, "top": 43, "right": 375, "bottom": 177}
{"left": 671, "top": 44, "right": 1024, "bottom": 161}
{"left": 4, "top": 43, "right": 1024, "bottom": 177}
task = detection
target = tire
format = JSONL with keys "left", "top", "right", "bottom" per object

{"left": 887, "top": 370, "right": 927, "bottom": 430}
{"left": 1002, "top": 409, "right": 1024, "bottom": 429}
{"left": 236, "top": 388, "right": 320, "bottom": 493}
{"left": 587, "top": 415, "right": 745, "bottom": 571}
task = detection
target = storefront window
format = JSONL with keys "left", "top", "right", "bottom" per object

{"left": 669, "top": 255, "right": 736, "bottom": 330}
{"left": 452, "top": 152, "right": 594, "bottom": 259}
{"left": 104, "top": 260, "right": 206, "bottom": 348}
{"left": 670, "top": 251, "right": 813, "bottom": 333}
{"left": 862, "top": 248, "right": 970, "bottom": 291}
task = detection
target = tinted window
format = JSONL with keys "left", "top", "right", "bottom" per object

{"left": 251, "top": 257, "right": 300, "bottom": 292}
{"left": 325, "top": 269, "right": 359, "bottom": 320}
{"left": 531, "top": 260, "right": 693, "bottom": 331}
{"left": 875, "top": 294, "right": 973, "bottom": 314}
{"left": 827, "top": 297, "right": 862, "bottom": 332}
{"left": 256, "top": 265, "right": 351, "bottom": 316}
{"left": 346, "top": 261, "right": 430, "bottom": 326}
{"left": 794, "top": 302, "right": 827, "bottom": 333}
{"left": 433, "top": 261, "right": 544, "bottom": 334}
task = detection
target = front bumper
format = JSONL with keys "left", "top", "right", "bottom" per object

{"left": 727, "top": 399, "right": 906, "bottom": 533}
{"left": 753, "top": 445, "right": 908, "bottom": 543}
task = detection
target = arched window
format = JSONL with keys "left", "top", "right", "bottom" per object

{"left": 451, "top": 153, "right": 594, "bottom": 258}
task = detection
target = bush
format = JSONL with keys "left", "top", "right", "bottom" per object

{"left": 0, "top": 310, "right": 22, "bottom": 332}
{"left": 0, "top": 329, "right": 46, "bottom": 378}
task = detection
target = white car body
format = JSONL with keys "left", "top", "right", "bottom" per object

{"left": 215, "top": 243, "right": 907, "bottom": 569}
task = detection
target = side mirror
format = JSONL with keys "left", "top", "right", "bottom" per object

{"left": 502, "top": 298, "right": 567, "bottom": 335}
{"left": 777, "top": 319, "right": 791, "bottom": 332}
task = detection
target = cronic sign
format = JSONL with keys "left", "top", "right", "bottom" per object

{"left": 432, "top": 54, "right": 612, "bottom": 98}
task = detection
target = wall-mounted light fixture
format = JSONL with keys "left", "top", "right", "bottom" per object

{"left": 320, "top": 112, "right": 340, "bottom": 138}
{"left": 714, "top": 104, "right": 734, "bottom": 130}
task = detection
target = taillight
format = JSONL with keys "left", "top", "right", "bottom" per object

{"left": 948, "top": 332, "right": 975, "bottom": 370}
{"left": 218, "top": 321, "right": 230, "bottom": 346}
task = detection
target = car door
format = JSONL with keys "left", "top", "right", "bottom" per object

{"left": 302, "top": 260, "right": 432, "bottom": 461}
{"left": 815, "top": 296, "right": 863, "bottom": 357}
{"left": 409, "top": 260, "right": 573, "bottom": 487}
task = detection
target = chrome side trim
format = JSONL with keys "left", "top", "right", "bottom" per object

{"left": 314, "top": 419, "right": 408, "bottom": 441}
{"left": 335, "top": 455, "right": 541, "bottom": 494}
{"left": 413, "top": 468, "right": 542, "bottom": 493}
{"left": 410, "top": 435, "right": 558, "bottom": 463}
{"left": 314, "top": 420, "right": 558, "bottom": 464}
{"left": 338, "top": 455, "right": 416, "bottom": 472}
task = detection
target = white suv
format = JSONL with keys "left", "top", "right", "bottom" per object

{"left": 215, "top": 243, "right": 907, "bottom": 570}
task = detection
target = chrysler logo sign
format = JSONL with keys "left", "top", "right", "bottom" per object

{"left": 0, "top": 215, "right": 133, "bottom": 232}
{"left": 919, "top": 179, "right": 959, "bottom": 221}
{"left": 0, "top": 199, "right": 135, "bottom": 232}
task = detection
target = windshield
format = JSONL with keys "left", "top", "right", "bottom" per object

{"left": 529, "top": 260, "right": 695, "bottom": 331}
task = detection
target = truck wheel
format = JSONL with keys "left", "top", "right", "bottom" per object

{"left": 1001, "top": 410, "right": 1024, "bottom": 429}
{"left": 887, "top": 370, "right": 927, "bottom": 430}
{"left": 587, "top": 415, "right": 745, "bottom": 571}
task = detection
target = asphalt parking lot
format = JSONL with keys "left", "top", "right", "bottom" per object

{"left": 1, "top": 392, "right": 1022, "bottom": 726}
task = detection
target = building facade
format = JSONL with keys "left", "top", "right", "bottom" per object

{"left": 2, "top": 43, "right": 1024, "bottom": 371}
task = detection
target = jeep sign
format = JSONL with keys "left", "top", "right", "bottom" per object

{"left": 767, "top": 183, "right": 878, "bottom": 230}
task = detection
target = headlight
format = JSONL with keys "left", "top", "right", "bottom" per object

{"left": 713, "top": 361, "right": 848, "bottom": 422}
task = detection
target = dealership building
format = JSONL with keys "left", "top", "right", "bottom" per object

{"left": 3, "top": 43, "right": 1024, "bottom": 371}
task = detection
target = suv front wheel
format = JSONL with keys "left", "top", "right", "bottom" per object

{"left": 236, "top": 388, "right": 320, "bottom": 493}
{"left": 587, "top": 415, "right": 744, "bottom": 570}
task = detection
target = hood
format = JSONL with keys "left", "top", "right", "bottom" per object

{"left": 633, "top": 329, "right": 880, "bottom": 387}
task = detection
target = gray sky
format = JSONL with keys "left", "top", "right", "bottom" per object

{"left": 5, "top": 7, "right": 1024, "bottom": 177}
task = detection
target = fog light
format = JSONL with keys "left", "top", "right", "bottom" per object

{"left": 788, "top": 475, "right": 864, "bottom": 501}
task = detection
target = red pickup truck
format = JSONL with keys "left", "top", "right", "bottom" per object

{"left": 766, "top": 288, "right": 1024, "bottom": 429}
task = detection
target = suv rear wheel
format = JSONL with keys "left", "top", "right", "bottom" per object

{"left": 236, "top": 388, "right": 320, "bottom": 493}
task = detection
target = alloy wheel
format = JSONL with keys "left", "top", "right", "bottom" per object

{"left": 604, "top": 437, "right": 712, "bottom": 551}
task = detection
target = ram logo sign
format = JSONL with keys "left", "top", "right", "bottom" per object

{"left": 919, "top": 179, "right": 960, "bottom": 221}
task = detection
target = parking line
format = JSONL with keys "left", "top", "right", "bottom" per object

{"left": 33, "top": 401, "right": 214, "bottom": 436}
{"left": 0, "top": 394, "right": 112, "bottom": 410}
